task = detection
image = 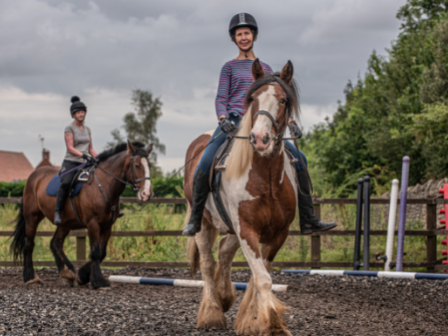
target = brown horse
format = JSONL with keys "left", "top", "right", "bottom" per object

{"left": 185, "top": 59, "right": 299, "bottom": 335}
{"left": 10, "top": 141, "right": 153, "bottom": 289}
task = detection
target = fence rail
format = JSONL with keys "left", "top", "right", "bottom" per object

{"left": 1, "top": 197, "right": 447, "bottom": 271}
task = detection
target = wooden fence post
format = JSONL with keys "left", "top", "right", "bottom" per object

{"left": 76, "top": 237, "right": 86, "bottom": 261}
{"left": 311, "top": 204, "right": 321, "bottom": 269}
{"left": 426, "top": 204, "right": 437, "bottom": 273}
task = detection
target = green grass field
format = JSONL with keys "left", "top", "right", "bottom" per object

{"left": 1, "top": 200, "right": 444, "bottom": 271}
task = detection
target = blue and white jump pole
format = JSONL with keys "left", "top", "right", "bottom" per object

{"left": 396, "top": 156, "right": 410, "bottom": 272}
{"left": 282, "top": 269, "right": 448, "bottom": 280}
{"left": 108, "top": 276, "right": 289, "bottom": 292}
{"left": 385, "top": 179, "right": 399, "bottom": 271}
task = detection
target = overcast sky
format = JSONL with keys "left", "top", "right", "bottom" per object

{"left": 0, "top": 0, "right": 407, "bottom": 172}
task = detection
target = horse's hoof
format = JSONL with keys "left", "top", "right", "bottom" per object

{"left": 97, "top": 286, "right": 111, "bottom": 291}
{"left": 25, "top": 274, "right": 43, "bottom": 286}
{"left": 61, "top": 278, "right": 75, "bottom": 287}
{"left": 76, "top": 275, "right": 88, "bottom": 286}
{"left": 92, "top": 279, "right": 111, "bottom": 290}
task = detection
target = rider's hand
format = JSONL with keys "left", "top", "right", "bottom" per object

{"left": 82, "top": 153, "right": 99, "bottom": 165}
{"left": 219, "top": 117, "right": 237, "bottom": 134}
{"left": 288, "top": 120, "right": 302, "bottom": 139}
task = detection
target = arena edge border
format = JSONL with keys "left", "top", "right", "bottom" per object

{"left": 281, "top": 269, "right": 448, "bottom": 280}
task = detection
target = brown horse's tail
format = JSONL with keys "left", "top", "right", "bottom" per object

{"left": 10, "top": 203, "right": 26, "bottom": 262}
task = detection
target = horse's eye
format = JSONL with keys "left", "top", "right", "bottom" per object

{"left": 249, "top": 96, "right": 254, "bottom": 102}
{"left": 135, "top": 164, "right": 140, "bottom": 168}
{"left": 280, "top": 98, "right": 286, "bottom": 104}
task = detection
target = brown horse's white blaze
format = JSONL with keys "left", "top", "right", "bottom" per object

{"left": 185, "top": 59, "right": 298, "bottom": 335}
{"left": 138, "top": 158, "right": 152, "bottom": 201}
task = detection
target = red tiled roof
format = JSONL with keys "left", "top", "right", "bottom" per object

{"left": 0, "top": 150, "right": 34, "bottom": 182}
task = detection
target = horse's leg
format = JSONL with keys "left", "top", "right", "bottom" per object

{"left": 234, "top": 228, "right": 291, "bottom": 336}
{"left": 214, "top": 234, "right": 239, "bottom": 312}
{"left": 77, "top": 260, "right": 92, "bottom": 286}
{"left": 88, "top": 223, "right": 111, "bottom": 290}
{"left": 195, "top": 220, "right": 227, "bottom": 329}
{"left": 50, "top": 227, "right": 76, "bottom": 286}
{"left": 23, "top": 212, "right": 44, "bottom": 285}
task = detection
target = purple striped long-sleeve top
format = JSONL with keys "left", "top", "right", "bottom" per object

{"left": 215, "top": 59, "right": 273, "bottom": 119}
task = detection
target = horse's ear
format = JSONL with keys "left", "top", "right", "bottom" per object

{"left": 146, "top": 144, "right": 153, "bottom": 156}
{"left": 280, "top": 60, "right": 293, "bottom": 85}
{"left": 252, "top": 58, "right": 265, "bottom": 80}
{"left": 127, "top": 140, "right": 137, "bottom": 155}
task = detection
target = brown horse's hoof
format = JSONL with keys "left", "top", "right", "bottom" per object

{"left": 25, "top": 272, "right": 43, "bottom": 286}
{"left": 97, "top": 286, "right": 111, "bottom": 291}
{"left": 76, "top": 274, "right": 89, "bottom": 286}
{"left": 60, "top": 265, "right": 76, "bottom": 287}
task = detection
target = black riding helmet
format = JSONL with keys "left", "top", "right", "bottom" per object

{"left": 70, "top": 96, "right": 87, "bottom": 117}
{"left": 229, "top": 13, "right": 258, "bottom": 42}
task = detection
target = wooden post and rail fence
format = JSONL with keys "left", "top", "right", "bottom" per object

{"left": 1, "top": 197, "right": 447, "bottom": 271}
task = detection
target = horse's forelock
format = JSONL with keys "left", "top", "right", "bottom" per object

{"left": 245, "top": 73, "right": 300, "bottom": 121}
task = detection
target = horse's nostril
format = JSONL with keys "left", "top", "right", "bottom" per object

{"left": 262, "top": 134, "right": 271, "bottom": 145}
{"left": 249, "top": 132, "right": 256, "bottom": 144}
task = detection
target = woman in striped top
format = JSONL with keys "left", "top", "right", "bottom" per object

{"left": 183, "top": 13, "right": 336, "bottom": 237}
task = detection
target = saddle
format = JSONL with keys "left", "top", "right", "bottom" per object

{"left": 45, "top": 166, "right": 94, "bottom": 197}
{"left": 46, "top": 165, "right": 95, "bottom": 226}
{"left": 208, "top": 136, "right": 298, "bottom": 233}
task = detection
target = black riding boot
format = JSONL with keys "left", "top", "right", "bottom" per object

{"left": 297, "top": 169, "right": 337, "bottom": 235}
{"left": 54, "top": 188, "right": 68, "bottom": 224}
{"left": 182, "top": 169, "right": 210, "bottom": 237}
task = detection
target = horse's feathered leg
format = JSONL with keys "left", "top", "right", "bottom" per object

{"left": 214, "top": 234, "right": 239, "bottom": 312}
{"left": 195, "top": 218, "right": 227, "bottom": 329}
{"left": 234, "top": 226, "right": 291, "bottom": 336}
{"left": 50, "top": 226, "right": 76, "bottom": 286}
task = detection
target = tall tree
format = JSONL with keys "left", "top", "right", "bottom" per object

{"left": 108, "top": 89, "right": 166, "bottom": 177}
{"left": 302, "top": 0, "right": 448, "bottom": 194}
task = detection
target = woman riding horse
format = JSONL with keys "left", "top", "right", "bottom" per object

{"left": 183, "top": 13, "right": 336, "bottom": 237}
{"left": 54, "top": 96, "right": 99, "bottom": 224}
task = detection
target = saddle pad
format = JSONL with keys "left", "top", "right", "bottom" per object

{"left": 45, "top": 174, "right": 83, "bottom": 197}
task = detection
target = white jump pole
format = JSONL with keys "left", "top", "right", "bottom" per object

{"left": 385, "top": 179, "right": 399, "bottom": 271}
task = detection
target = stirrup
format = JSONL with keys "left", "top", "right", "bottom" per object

{"left": 78, "top": 170, "right": 90, "bottom": 182}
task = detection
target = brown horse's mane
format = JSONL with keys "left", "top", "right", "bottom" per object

{"left": 96, "top": 142, "right": 146, "bottom": 163}
{"left": 244, "top": 72, "right": 300, "bottom": 120}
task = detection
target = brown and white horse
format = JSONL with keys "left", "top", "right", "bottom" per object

{"left": 184, "top": 59, "right": 298, "bottom": 335}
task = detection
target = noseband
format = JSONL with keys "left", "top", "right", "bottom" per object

{"left": 128, "top": 156, "right": 151, "bottom": 192}
{"left": 250, "top": 81, "right": 290, "bottom": 144}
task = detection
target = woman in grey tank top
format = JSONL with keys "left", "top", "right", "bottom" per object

{"left": 54, "top": 96, "right": 99, "bottom": 224}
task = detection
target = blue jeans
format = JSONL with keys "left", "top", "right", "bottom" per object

{"left": 197, "top": 114, "right": 307, "bottom": 174}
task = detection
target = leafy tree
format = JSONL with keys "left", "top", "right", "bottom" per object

{"left": 108, "top": 89, "right": 166, "bottom": 177}
{"left": 303, "top": 0, "right": 448, "bottom": 194}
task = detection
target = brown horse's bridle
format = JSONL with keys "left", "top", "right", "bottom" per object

{"left": 96, "top": 155, "right": 150, "bottom": 193}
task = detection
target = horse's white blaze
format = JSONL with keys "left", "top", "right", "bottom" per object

{"left": 251, "top": 86, "right": 280, "bottom": 155}
{"left": 141, "top": 159, "right": 151, "bottom": 200}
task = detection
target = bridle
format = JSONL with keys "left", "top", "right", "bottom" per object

{"left": 95, "top": 155, "right": 151, "bottom": 192}
{"left": 235, "top": 80, "right": 293, "bottom": 145}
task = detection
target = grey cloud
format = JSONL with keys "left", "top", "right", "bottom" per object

{"left": 0, "top": 0, "right": 407, "bottom": 171}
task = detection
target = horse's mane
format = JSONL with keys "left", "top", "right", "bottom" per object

{"left": 225, "top": 72, "right": 300, "bottom": 179}
{"left": 97, "top": 142, "right": 146, "bottom": 162}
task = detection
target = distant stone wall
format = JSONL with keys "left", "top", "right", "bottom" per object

{"left": 378, "top": 178, "right": 448, "bottom": 227}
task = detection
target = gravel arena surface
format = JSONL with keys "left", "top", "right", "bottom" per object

{"left": 0, "top": 267, "right": 447, "bottom": 335}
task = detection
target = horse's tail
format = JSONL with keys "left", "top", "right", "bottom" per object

{"left": 10, "top": 203, "right": 27, "bottom": 262}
